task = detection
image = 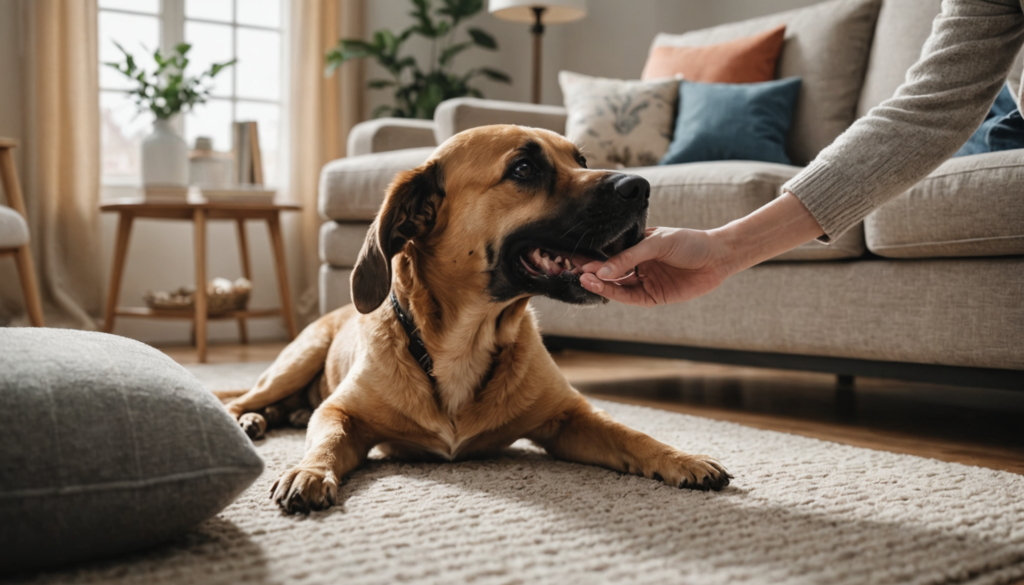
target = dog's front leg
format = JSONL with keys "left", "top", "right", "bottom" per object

{"left": 528, "top": 400, "right": 731, "bottom": 491}
{"left": 271, "top": 401, "right": 373, "bottom": 514}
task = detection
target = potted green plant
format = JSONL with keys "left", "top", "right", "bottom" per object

{"left": 106, "top": 43, "right": 235, "bottom": 188}
{"left": 326, "top": 0, "right": 511, "bottom": 119}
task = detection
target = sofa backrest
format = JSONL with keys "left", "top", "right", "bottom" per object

{"left": 856, "top": 0, "right": 942, "bottom": 117}
{"left": 650, "top": 0, "right": 881, "bottom": 166}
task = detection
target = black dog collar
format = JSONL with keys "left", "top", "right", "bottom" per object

{"left": 390, "top": 291, "right": 436, "bottom": 384}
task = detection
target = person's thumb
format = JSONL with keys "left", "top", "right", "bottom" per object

{"left": 595, "top": 236, "right": 666, "bottom": 280}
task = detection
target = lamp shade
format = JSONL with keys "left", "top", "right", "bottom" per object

{"left": 489, "top": 0, "right": 587, "bottom": 24}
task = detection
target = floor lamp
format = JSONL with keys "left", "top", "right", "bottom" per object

{"left": 489, "top": 0, "right": 587, "bottom": 104}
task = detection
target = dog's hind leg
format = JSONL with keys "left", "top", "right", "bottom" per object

{"left": 226, "top": 311, "right": 343, "bottom": 425}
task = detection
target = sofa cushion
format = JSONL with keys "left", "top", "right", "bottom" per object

{"left": 865, "top": 150, "right": 1024, "bottom": 259}
{"left": 0, "top": 329, "right": 263, "bottom": 573}
{"left": 320, "top": 221, "right": 372, "bottom": 268}
{"left": 319, "top": 147, "right": 434, "bottom": 221}
{"left": 560, "top": 71, "right": 679, "bottom": 169}
{"left": 660, "top": 77, "right": 802, "bottom": 166}
{"left": 631, "top": 161, "right": 865, "bottom": 261}
{"left": 533, "top": 256, "right": 1024, "bottom": 370}
{"left": 320, "top": 264, "right": 354, "bottom": 315}
{"left": 640, "top": 24, "right": 786, "bottom": 83}
{"left": 856, "top": 0, "right": 942, "bottom": 117}
{"left": 651, "top": 0, "right": 881, "bottom": 166}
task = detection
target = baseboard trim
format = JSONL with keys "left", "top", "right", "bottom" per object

{"left": 541, "top": 336, "right": 1024, "bottom": 392}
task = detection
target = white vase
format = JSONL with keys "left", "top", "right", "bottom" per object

{"left": 141, "top": 118, "right": 188, "bottom": 187}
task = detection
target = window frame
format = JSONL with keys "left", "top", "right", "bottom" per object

{"left": 98, "top": 0, "right": 286, "bottom": 190}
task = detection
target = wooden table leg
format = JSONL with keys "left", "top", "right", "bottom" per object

{"left": 102, "top": 212, "right": 134, "bottom": 333}
{"left": 194, "top": 209, "right": 208, "bottom": 363}
{"left": 266, "top": 213, "right": 298, "bottom": 339}
{"left": 234, "top": 218, "right": 251, "bottom": 344}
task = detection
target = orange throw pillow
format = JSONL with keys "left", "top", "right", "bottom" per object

{"left": 640, "top": 24, "right": 786, "bottom": 83}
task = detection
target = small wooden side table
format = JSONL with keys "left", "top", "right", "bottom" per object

{"left": 100, "top": 198, "right": 301, "bottom": 362}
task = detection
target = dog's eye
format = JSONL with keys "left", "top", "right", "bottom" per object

{"left": 578, "top": 155, "right": 587, "bottom": 169}
{"left": 513, "top": 160, "right": 535, "bottom": 178}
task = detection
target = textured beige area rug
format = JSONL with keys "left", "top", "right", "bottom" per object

{"left": 13, "top": 362, "right": 1024, "bottom": 585}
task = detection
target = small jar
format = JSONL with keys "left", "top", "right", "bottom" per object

{"left": 189, "top": 137, "right": 234, "bottom": 187}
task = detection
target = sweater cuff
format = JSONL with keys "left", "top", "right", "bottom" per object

{"left": 783, "top": 160, "right": 875, "bottom": 243}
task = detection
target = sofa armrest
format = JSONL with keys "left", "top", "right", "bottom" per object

{"left": 433, "top": 98, "right": 568, "bottom": 143}
{"left": 346, "top": 118, "right": 437, "bottom": 156}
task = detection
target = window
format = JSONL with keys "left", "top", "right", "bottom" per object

{"left": 99, "top": 0, "right": 285, "bottom": 187}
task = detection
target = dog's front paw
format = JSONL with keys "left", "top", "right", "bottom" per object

{"left": 650, "top": 452, "right": 732, "bottom": 491}
{"left": 239, "top": 412, "right": 267, "bottom": 441}
{"left": 271, "top": 466, "right": 339, "bottom": 514}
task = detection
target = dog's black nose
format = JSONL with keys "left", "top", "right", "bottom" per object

{"left": 612, "top": 174, "right": 650, "bottom": 201}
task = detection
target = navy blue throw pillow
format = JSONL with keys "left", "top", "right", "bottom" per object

{"left": 954, "top": 84, "right": 1024, "bottom": 157}
{"left": 660, "top": 77, "right": 802, "bottom": 166}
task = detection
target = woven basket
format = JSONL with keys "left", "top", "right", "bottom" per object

{"left": 144, "top": 278, "right": 252, "bottom": 316}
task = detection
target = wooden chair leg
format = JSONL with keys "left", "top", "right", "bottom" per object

{"left": 235, "top": 218, "right": 250, "bottom": 344}
{"left": 1, "top": 144, "right": 43, "bottom": 327}
{"left": 102, "top": 213, "right": 133, "bottom": 333}
{"left": 266, "top": 214, "right": 298, "bottom": 339}
{"left": 14, "top": 245, "right": 44, "bottom": 327}
{"left": 194, "top": 209, "right": 208, "bottom": 363}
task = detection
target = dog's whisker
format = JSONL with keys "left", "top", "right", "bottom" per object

{"left": 568, "top": 228, "right": 591, "bottom": 264}
{"left": 559, "top": 219, "right": 588, "bottom": 240}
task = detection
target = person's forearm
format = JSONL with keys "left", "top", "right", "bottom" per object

{"left": 785, "top": 0, "right": 1024, "bottom": 241}
{"left": 709, "top": 192, "right": 823, "bottom": 277}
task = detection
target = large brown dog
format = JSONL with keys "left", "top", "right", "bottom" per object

{"left": 226, "top": 125, "right": 730, "bottom": 514}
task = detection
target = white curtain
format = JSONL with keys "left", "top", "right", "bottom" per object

{"left": 287, "top": 0, "right": 364, "bottom": 326}
{"left": 1, "top": 0, "right": 102, "bottom": 328}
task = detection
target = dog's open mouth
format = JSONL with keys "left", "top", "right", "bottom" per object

{"left": 518, "top": 247, "right": 599, "bottom": 278}
{"left": 514, "top": 227, "right": 635, "bottom": 282}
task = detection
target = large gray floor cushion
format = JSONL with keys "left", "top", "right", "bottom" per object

{"left": 0, "top": 329, "right": 263, "bottom": 574}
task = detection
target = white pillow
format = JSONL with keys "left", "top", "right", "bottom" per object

{"left": 559, "top": 71, "right": 678, "bottom": 169}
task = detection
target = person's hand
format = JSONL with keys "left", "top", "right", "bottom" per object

{"left": 579, "top": 227, "right": 730, "bottom": 307}
{"left": 579, "top": 192, "right": 826, "bottom": 307}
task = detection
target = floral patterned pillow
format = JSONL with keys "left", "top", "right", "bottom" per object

{"left": 559, "top": 71, "right": 679, "bottom": 169}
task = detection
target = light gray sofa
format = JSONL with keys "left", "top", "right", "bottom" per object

{"left": 318, "top": 0, "right": 1024, "bottom": 389}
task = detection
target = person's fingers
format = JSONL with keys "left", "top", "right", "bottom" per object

{"left": 581, "top": 273, "right": 653, "bottom": 306}
{"left": 580, "top": 273, "right": 604, "bottom": 293}
{"left": 595, "top": 236, "right": 667, "bottom": 280}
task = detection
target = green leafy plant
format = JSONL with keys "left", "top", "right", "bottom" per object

{"left": 105, "top": 42, "right": 235, "bottom": 120}
{"left": 326, "top": 0, "right": 512, "bottom": 119}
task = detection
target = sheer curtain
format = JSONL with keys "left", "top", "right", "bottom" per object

{"left": 287, "top": 0, "right": 364, "bottom": 325}
{"left": 9, "top": 0, "right": 103, "bottom": 329}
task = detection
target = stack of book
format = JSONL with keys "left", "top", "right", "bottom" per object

{"left": 195, "top": 121, "right": 275, "bottom": 204}
{"left": 232, "top": 121, "right": 264, "bottom": 185}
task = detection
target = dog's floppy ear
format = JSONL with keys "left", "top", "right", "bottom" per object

{"left": 350, "top": 161, "right": 444, "bottom": 313}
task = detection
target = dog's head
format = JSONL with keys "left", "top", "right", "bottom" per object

{"left": 351, "top": 125, "right": 649, "bottom": 313}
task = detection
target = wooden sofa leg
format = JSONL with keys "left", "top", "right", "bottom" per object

{"left": 14, "top": 245, "right": 44, "bottom": 327}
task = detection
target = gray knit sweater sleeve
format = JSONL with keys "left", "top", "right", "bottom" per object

{"left": 783, "top": 0, "right": 1024, "bottom": 241}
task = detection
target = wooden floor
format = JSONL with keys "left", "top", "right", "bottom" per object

{"left": 162, "top": 342, "right": 1024, "bottom": 476}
